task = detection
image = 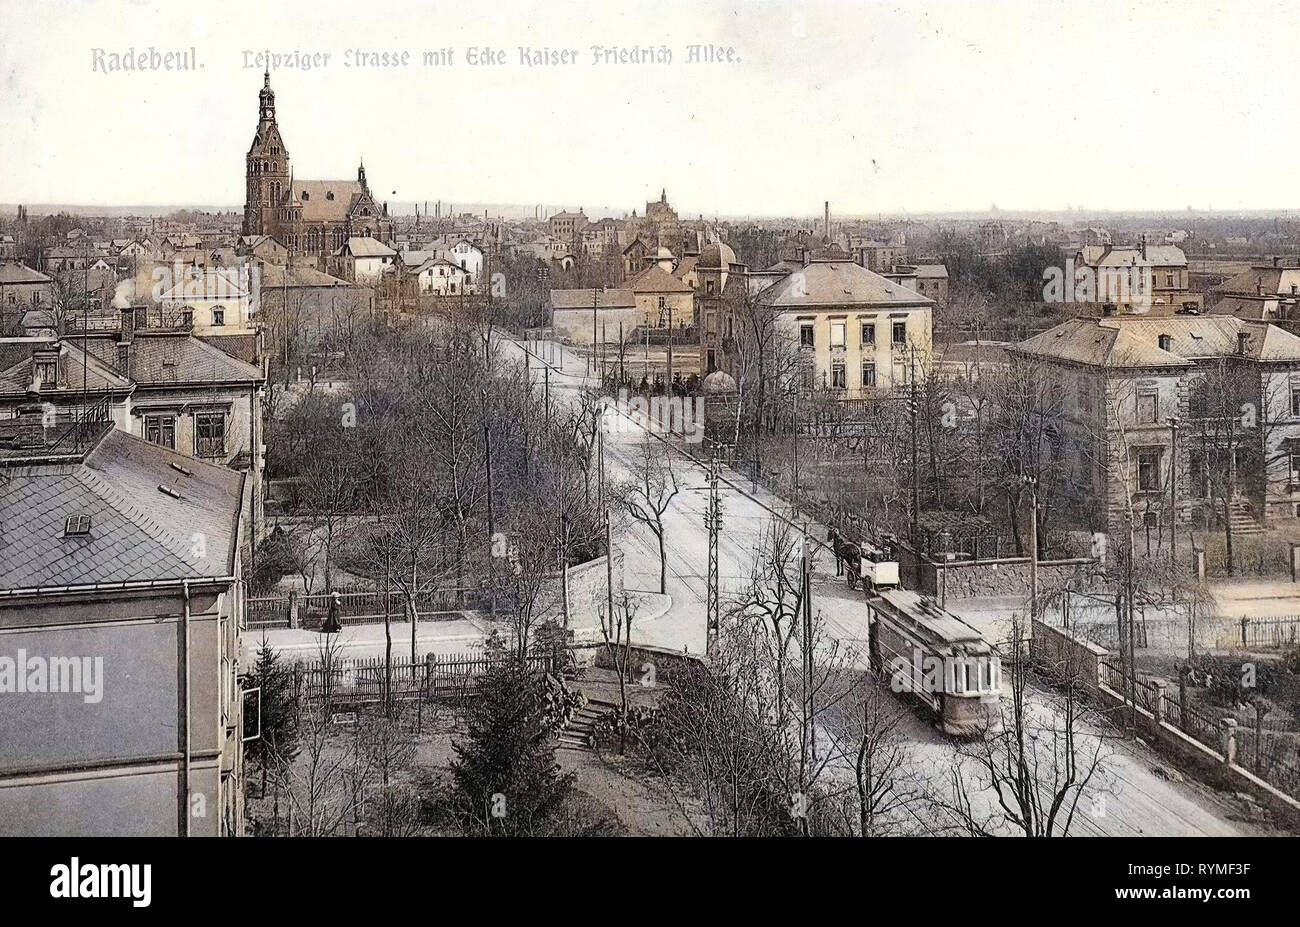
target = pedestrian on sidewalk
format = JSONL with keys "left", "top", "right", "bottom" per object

{"left": 322, "top": 590, "right": 342, "bottom": 633}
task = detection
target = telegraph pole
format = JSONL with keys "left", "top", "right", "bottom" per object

{"left": 482, "top": 387, "right": 497, "bottom": 617}
{"left": 705, "top": 451, "right": 723, "bottom": 658}
{"left": 909, "top": 347, "right": 919, "bottom": 542}
{"left": 1168, "top": 416, "right": 1180, "bottom": 564}
{"left": 666, "top": 304, "right": 675, "bottom": 390}
{"left": 801, "top": 524, "right": 816, "bottom": 765}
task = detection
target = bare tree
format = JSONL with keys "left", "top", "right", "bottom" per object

{"left": 941, "top": 616, "right": 1110, "bottom": 837}
{"left": 614, "top": 439, "right": 680, "bottom": 594}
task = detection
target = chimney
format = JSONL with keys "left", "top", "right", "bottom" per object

{"left": 1274, "top": 255, "right": 1281, "bottom": 268}
{"left": 1141, "top": 233, "right": 1148, "bottom": 261}
{"left": 1238, "top": 331, "right": 1250, "bottom": 355}
{"left": 2, "top": 401, "right": 50, "bottom": 450}
{"left": 1257, "top": 278, "right": 1265, "bottom": 296}
{"left": 824, "top": 201, "right": 830, "bottom": 238}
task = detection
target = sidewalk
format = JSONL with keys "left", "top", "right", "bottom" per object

{"left": 243, "top": 615, "right": 489, "bottom": 663}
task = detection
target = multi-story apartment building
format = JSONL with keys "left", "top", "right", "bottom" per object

{"left": 1009, "top": 316, "right": 1300, "bottom": 539}
{"left": 0, "top": 413, "right": 249, "bottom": 836}
{"left": 1074, "top": 240, "right": 1198, "bottom": 315}
{"left": 0, "top": 308, "right": 266, "bottom": 544}
{"left": 759, "top": 260, "right": 934, "bottom": 396}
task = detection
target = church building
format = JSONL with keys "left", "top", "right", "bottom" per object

{"left": 242, "top": 72, "right": 393, "bottom": 256}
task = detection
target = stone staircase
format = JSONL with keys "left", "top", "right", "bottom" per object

{"left": 557, "top": 700, "right": 616, "bottom": 752}
{"left": 1219, "top": 500, "right": 1264, "bottom": 537}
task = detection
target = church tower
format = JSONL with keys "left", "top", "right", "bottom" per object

{"left": 243, "top": 72, "right": 291, "bottom": 238}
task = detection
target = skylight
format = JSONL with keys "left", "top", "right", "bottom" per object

{"left": 63, "top": 514, "right": 91, "bottom": 536}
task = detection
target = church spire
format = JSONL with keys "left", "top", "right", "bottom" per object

{"left": 259, "top": 71, "right": 276, "bottom": 123}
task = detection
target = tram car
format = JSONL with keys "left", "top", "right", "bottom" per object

{"left": 865, "top": 588, "right": 1002, "bottom": 736}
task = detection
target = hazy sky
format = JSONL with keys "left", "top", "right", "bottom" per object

{"left": 0, "top": 0, "right": 1292, "bottom": 216}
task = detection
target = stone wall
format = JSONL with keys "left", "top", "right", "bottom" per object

{"left": 563, "top": 548, "right": 625, "bottom": 639}
{"left": 901, "top": 543, "right": 1095, "bottom": 599}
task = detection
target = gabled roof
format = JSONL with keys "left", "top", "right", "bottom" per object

{"left": 339, "top": 237, "right": 396, "bottom": 258}
{"left": 156, "top": 267, "right": 249, "bottom": 301}
{"left": 754, "top": 260, "right": 932, "bottom": 310}
{"left": 627, "top": 264, "right": 693, "bottom": 294}
{"left": 0, "top": 430, "right": 244, "bottom": 588}
{"left": 0, "top": 262, "right": 51, "bottom": 286}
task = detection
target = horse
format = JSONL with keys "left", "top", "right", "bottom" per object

{"left": 827, "top": 527, "right": 862, "bottom": 589}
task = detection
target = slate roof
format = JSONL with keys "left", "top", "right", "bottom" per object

{"left": 291, "top": 180, "right": 367, "bottom": 223}
{"left": 128, "top": 332, "right": 263, "bottom": 385}
{"left": 0, "top": 429, "right": 244, "bottom": 589}
{"left": 1011, "top": 317, "right": 1300, "bottom": 367}
{"left": 0, "top": 341, "right": 134, "bottom": 398}
{"left": 754, "top": 260, "right": 932, "bottom": 310}
{"left": 1078, "top": 244, "right": 1187, "bottom": 268}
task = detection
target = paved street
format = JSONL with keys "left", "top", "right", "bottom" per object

{"left": 500, "top": 334, "right": 1273, "bottom": 837}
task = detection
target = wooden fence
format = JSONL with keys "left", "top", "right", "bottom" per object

{"left": 292, "top": 650, "right": 555, "bottom": 706}
{"left": 1216, "top": 615, "right": 1300, "bottom": 652}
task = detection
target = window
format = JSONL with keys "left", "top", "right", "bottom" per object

{"left": 800, "top": 323, "right": 814, "bottom": 347}
{"left": 830, "top": 321, "right": 846, "bottom": 348}
{"left": 195, "top": 411, "right": 226, "bottom": 458}
{"left": 35, "top": 359, "right": 56, "bottom": 384}
{"left": 1166, "top": 272, "right": 1175, "bottom": 287}
{"left": 892, "top": 321, "right": 906, "bottom": 345}
{"left": 144, "top": 414, "right": 177, "bottom": 450}
{"left": 861, "top": 362, "right": 876, "bottom": 388}
{"left": 1290, "top": 452, "right": 1300, "bottom": 484}
{"left": 831, "top": 362, "right": 846, "bottom": 389}
{"left": 1137, "top": 449, "right": 1161, "bottom": 492}
{"left": 64, "top": 514, "right": 91, "bottom": 536}
{"left": 800, "top": 365, "right": 814, "bottom": 389}
{"left": 1137, "top": 392, "right": 1158, "bottom": 424}
{"left": 1291, "top": 387, "right": 1300, "bottom": 417}
{"left": 211, "top": 307, "right": 226, "bottom": 327}
{"left": 861, "top": 321, "right": 876, "bottom": 345}
{"left": 658, "top": 296, "right": 666, "bottom": 310}
{"left": 706, "top": 280, "right": 715, "bottom": 295}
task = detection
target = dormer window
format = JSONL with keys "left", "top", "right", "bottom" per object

{"left": 326, "top": 191, "right": 335, "bottom": 201}
{"left": 1158, "top": 334, "right": 1172, "bottom": 351}
{"left": 301, "top": 190, "right": 309, "bottom": 201}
